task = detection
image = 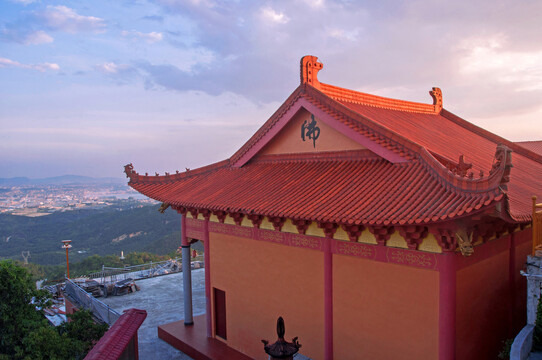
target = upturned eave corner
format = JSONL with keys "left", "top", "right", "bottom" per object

{"left": 124, "top": 163, "right": 135, "bottom": 183}
{"left": 418, "top": 144, "right": 514, "bottom": 203}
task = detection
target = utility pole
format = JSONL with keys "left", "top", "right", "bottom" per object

{"left": 61, "top": 240, "right": 72, "bottom": 278}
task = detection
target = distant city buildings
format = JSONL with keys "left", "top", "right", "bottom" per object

{"left": 0, "top": 183, "right": 156, "bottom": 216}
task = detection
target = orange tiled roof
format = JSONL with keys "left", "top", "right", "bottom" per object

{"left": 125, "top": 56, "right": 542, "bottom": 225}
{"left": 515, "top": 141, "right": 542, "bottom": 156}
{"left": 331, "top": 100, "right": 542, "bottom": 223}
{"left": 127, "top": 150, "right": 506, "bottom": 226}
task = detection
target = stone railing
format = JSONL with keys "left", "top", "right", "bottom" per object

{"left": 511, "top": 324, "right": 535, "bottom": 360}
{"left": 511, "top": 255, "right": 542, "bottom": 360}
{"left": 64, "top": 278, "right": 120, "bottom": 325}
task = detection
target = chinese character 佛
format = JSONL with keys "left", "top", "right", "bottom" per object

{"left": 301, "top": 114, "right": 320, "bottom": 148}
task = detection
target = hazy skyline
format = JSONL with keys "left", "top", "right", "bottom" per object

{"left": 1, "top": 0, "right": 542, "bottom": 178}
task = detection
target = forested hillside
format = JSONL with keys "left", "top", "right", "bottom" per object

{"left": 0, "top": 204, "right": 184, "bottom": 265}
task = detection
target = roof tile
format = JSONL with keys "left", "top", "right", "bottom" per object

{"left": 129, "top": 152, "right": 502, "bottom": 226}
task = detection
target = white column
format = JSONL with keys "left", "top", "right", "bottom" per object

{"left": 181, "top": 214, "right": 193, "bottom": 325}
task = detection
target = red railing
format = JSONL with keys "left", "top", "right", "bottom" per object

{"left": 533, "top": 196, "right": 542, "bottom": 255}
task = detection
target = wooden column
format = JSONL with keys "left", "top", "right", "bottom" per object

{"left": 439, "top": 253, "right": 456, "bottom": 360}
{"left": 318, "top": 222, "right": 337, "bottom": 360}
{"left": 204, "top": 218, "right": 212, "bottom": 337}
{"left": 324, "top": 236, "right": 333, "bottom": 360}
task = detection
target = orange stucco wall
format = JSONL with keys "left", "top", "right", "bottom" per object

{"left": 455, "top": 233, "right": 521, "bottom": 360}
{"left": 209, "top": 232, "right": 324, "bottom": 360}
{"left": 333, "top": 254, "right": 439, "bottom": 359}
{"left": 260, "top": 109, "right": 365, "bottom": 155}
{"left": 206, "top": 226, "right": 530, "bottom": 360}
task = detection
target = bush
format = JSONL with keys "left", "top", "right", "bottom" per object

{"left": 533, "top": 297, "right": 542, "bottom": 351}
{"left": 498, "top": 338, "right": 514, "bottom": 359}
{"left": 59, "top": 310, "right": 108, "bottom": 354}
{"left": 0, "top": 260, "right": 107, "bottom": 359}
{"left": 0, "top": 260, "right": 51, "bottom": 357}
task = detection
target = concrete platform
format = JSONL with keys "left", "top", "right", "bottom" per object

{"left": 158, "top": 314, "right": 252, "bottom": 360}
{"left": 101, "top": 268, "right": 206, "bottom": 360}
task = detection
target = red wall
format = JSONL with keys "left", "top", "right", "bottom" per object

{"left": 513, "top": 230, "right": 531, "bottom": 330}
{"left": 455, "top": 229, "right": 530, "bottom": 360}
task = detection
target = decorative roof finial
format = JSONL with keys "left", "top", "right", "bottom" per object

{"left": 456, "top": 155, "right": 472, "bottom": 177}
{"left": 300, "top": 55, "right": 323, "bottom": 88}
{"left": 489, "top": 144, "right": 513, "bottom": 191}
{"left": 124, "top": 163, "right": 134, "bottom": 178}
{"left": 430, "top": 87, "right": 443, "bottom": 113}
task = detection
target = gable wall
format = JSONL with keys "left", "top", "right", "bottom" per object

{"left": 260, "top": 108, "right": 365, "bottom": 156}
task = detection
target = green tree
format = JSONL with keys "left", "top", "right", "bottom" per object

{"left": 534, "top": 297, "right": 542, "bottom": 351}
{"left": 0, "top": 260, "right": 51, "bottom": 357}
{"left": 59, "top": 310, "right": 108, "bottom": 354}
{"left": 0, "top": 260, "right": 107, "bottom": 359}
{"left": 18, "top": 326, "right": 75, "bottom": 360}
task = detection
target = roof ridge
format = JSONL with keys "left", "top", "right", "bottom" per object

{"left": 319, "top": 83, "right": 442, "bottom": 114}
{"left": 229, "top": 86, "right": 304, "bottom": 165}
{"left": 303, "top": 85, "right": 419, "bottom": 159}
{"left": 515, "top": 140, "right": 542, "bottom": 144}
{"left": 300, "top": 55, "right": 442, "bottom": 115}
{"left": 440, "top": 109, "right": 542, "bottom": 165}
{"left": 124, "top": 159, "right": 230, "bottom": 185}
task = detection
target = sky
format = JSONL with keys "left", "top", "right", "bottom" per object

{"left": 1, "top": 0, "right": 541, "bottom": 179}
